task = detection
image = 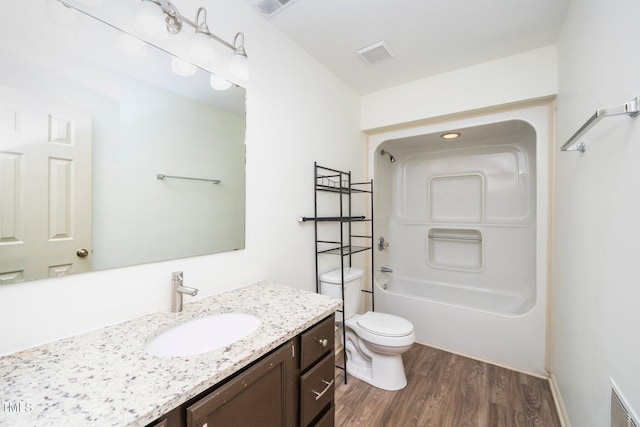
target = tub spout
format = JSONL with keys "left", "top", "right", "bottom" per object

{"left": 379, "top": 266, "right": 393, "bottom": 273}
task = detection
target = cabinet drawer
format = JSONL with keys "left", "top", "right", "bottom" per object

{"left": 300, "top": 352, "right": 335, "bottom": 427}
{"left": 312, "top": 404, "right": 334, "bottom": 427}
{"left": 300, "top": 316, "right": 334, "bottom": 371}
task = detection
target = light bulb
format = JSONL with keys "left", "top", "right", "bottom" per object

{"left": 134, "top": 0, "right": 168, "bottom": 40}
{"left": 171, "top": 57, "right": 197, "bottom": 77}
{"left": 190, "top": 31, "right": 216, "bottom": 63}
{"left": 210, "top": 74, "right": 232, "bottom": 90}
{"left": 440, "top": 132, "right": 461, "bottom": 140}
{"left": 229, "top": 52, "right": 249, "bottom": 81}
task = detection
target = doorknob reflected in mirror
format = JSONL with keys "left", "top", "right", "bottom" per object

{"left": 76, "top": 249, "right": 89, "bottom": 258}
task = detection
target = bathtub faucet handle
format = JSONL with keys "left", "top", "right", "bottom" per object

{"left": 377, "top": 237, "right": 389, "bottom": 251}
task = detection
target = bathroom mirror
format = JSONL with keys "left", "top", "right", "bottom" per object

{"left": 0, "top": 1, "right": 246, "bottom": 283}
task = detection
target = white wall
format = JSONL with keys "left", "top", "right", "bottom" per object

{"left": 553, "top": 0, "right": 640, "bottom": 425}
{"left": 0, "top": 0, "right": 362, "bottom": 355}
{"left": 361, "top": 46, "right": 558, "bottom": 131}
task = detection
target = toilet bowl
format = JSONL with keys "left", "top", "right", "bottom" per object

{"left": 319, "top": 268, "right": 416, "bottom": 391}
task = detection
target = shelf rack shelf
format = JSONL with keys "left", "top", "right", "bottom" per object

{"left": 317, "top": 245, "right": 371, "bottom": 256}
{"left": 308, "top": 162, "right": 374, "bottom": 385}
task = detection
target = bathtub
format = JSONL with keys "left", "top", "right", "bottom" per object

{"left": 376, "top": 276, "right": 536, "bottom": 315}
{"left": 367, "top": 102, "right": 550, "bottom": 375}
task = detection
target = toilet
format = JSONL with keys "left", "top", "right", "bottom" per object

{"left": 319, "top": 267, "right": 415, "bottom": 391}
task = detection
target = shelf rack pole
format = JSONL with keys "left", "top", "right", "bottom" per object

{"left": 314, "top": 162, "right": 320, "bottom": 294}
{"left": 348, "top": 170, "right": 353, "bottom": 269}
{"left": 370, "top": 179, "right": 375, "bottom": 312}
{"left": 339, "top": 169, "right": 347, "bottom": 384}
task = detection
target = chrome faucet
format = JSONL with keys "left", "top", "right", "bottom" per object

{"left": 379, "top": 266, "right": 393, "bottom": 273}
{"left": 171, "top": 271, "right": 198, "bottom": 313}
{"left": 377, "top": 236, "right": 389, "bottom": 251}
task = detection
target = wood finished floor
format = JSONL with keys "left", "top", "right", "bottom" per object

{"left": 334, "top": 344, "right": 561, "bottom": 427}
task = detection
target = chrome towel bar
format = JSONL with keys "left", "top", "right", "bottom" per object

{"left": 157, "top": 174, "right": 221, "bottom": 184}
{"left": 298, "top": 215, "right": 366, "bottom": 223}
{"left": 561, "top": 96, "right": 640, "bottom": 152}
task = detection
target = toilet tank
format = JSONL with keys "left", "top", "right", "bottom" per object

{"left": 319, "top": 267, "right": 363, "bottom": 319}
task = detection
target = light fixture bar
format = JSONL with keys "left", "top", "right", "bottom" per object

{"left": 136, "top": 0, "right": 249, "bottom": 81}
{"left": 144, "top": 0, "right": 237, "bottom": 51}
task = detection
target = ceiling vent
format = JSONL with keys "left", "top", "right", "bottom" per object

{"left": 248, "top": 0, "right": 299, "bottom": 17}
{"left": 356, "top": 41, "right": 396, "bottom": 65}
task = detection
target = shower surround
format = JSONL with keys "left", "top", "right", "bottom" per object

{"left": 367, "top": 103, "right": 551, "bottom": 374}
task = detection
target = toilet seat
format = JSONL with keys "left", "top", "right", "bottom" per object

{"left": 357, "top": 311, "right": 414, "bottom": 337}
{"left": 345, "top": 312, "right": 416, "bottom": 348}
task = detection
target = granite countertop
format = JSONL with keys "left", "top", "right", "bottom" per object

{"left": 0, "top": 281, "right": 340, "bottom": 427}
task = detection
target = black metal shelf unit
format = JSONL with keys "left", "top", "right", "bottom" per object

{"left": 306, "top": 162, "right": 374, "bottom": 384}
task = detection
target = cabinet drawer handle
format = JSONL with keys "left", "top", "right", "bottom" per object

{"left": 318, "top": 338, "right": 328, "bottom": 348}
{"left": 312, "top": 379, "right": 334, "bottom": 401}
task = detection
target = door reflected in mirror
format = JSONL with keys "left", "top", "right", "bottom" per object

{"left": 0, "top": 1, "right": 246, "bottom": 283}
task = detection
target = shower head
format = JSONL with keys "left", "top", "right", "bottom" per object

{"left": 380, "top": 149, "right": 396, "bottom": 163}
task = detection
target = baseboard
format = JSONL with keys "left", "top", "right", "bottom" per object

{"left": 549, "top": 374, "right": 571, "bottom": 427}
{"left": 414, "top": 340, "right": 548, "bottom": 379}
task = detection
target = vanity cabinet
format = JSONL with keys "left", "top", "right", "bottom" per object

{"left": 146, "top": 315, "right": 335, "bottom": 427}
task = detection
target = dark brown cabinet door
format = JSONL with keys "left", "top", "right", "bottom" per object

{"left": 186, "top": 341, "right": 295, "bottom": 427}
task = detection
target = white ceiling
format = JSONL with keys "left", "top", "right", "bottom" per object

{"left": 255, "top": 0, "right": 571, "bottom": 95}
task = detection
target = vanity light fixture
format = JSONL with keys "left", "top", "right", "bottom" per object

{"left": 134, "top": 0, "right": 249, "bottom": 81}
{"left": 134, "top": 0, "right": 169, "bottom": 39}
{"left": 189, "top": 8, "right": 216, "bottom": 63}
{"left": 229, "top": 33, "right": 249, "bottom": 81}
{"left": 441, "top": 132, "right": 461, "bottom": 140}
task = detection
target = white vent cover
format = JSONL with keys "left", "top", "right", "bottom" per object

{"left": 356, "top": 41, "right": 396, "bottom": 65}
{"left": 611, "top": 379, "right": 639, "bottom": 427}
{"left": 248, "top": 0, "right": 298, "bottom": 17}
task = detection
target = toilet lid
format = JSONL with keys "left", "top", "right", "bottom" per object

{"left": 356, "top": 312, "right": 414, "bottom": 337}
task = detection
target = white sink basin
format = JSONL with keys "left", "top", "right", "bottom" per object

{"left": 145, "top": 313, "right": 261, "bottom": 357}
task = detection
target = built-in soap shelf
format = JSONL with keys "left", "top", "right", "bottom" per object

{"left": 427, "top": 228, "right": 483, "bottom": 271}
